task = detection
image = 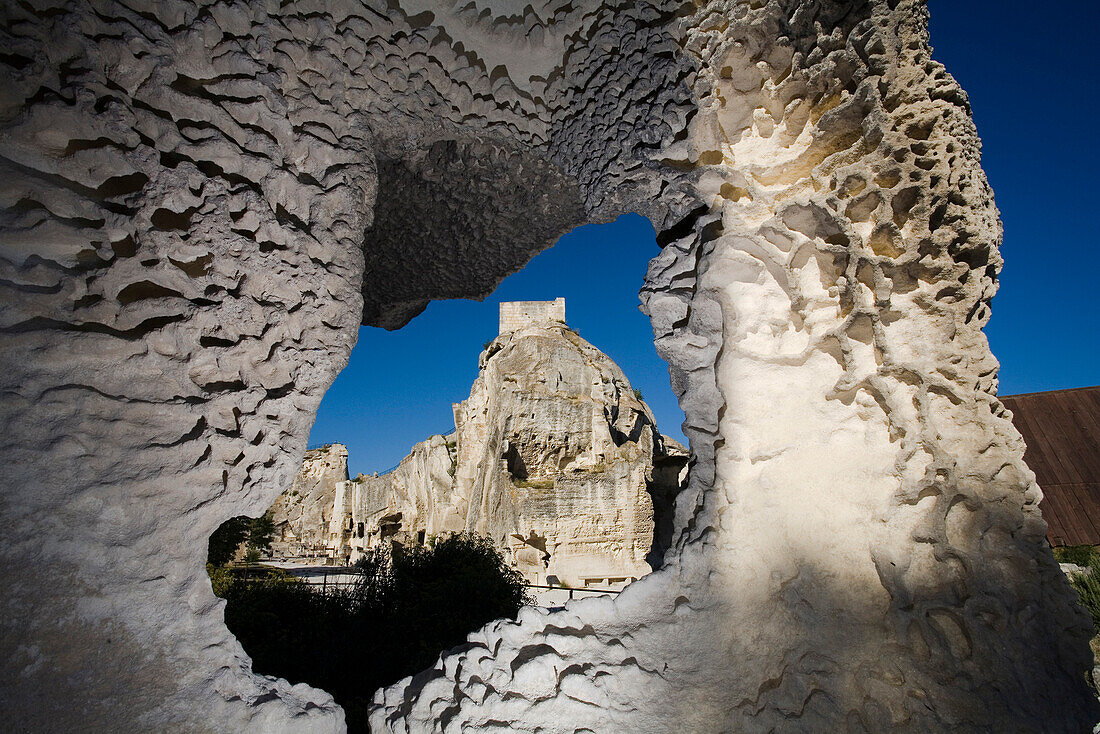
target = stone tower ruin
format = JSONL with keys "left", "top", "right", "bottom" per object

{"left": 498, "top": 298, "right": 566, "bottom": 335}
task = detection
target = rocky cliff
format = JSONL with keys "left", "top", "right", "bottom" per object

{"left": 278, "top": 312, "right": 687, "bottom": 587}
{"left": 269, "top": 443, "right": 348, "bottom": 556}
{"left": 444, "top": 319, "right": 687, "bottom": 585}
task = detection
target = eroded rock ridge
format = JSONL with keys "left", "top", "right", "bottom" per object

{"left": 270, "top": 443, "right": 349, "bottom": 555}
{"left": 274, "top": 301, "right": 687, "bottom": 588}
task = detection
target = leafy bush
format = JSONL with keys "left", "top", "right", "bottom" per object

{"left": 248, "top": 510, "right": 275, "bottom": 552}
{"left": 208, "top": 516, "right": 251, "bottom": 567}
{"left": 373, "top": 534, "right": 529, "bottom": 670}
{"left": 512, "top": 477, "right": 555, "bottom": 489}
{"left": 632, "top": 387, "right": 644, "bottom": 402}
{"left": 1065, "top": 551, "right": 1100, "bottom": 631}
{"left": 1073, "top": 576, "right": 1100, "bottom": 634}
{"left": 1054, "top": 544, "right": 1097, "bottom": 567}
{"left": 213, "top": 533, "right": 529, "bottom": 732}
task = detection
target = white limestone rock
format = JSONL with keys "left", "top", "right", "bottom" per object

{"left": 319, "top": 311, "right": 685, "bottom": 588}
{"left": 270, "top": 444, "right": 349, "bottom": 556}
{"left": 1, "top": 0, "right": 1096, "bottom": 731}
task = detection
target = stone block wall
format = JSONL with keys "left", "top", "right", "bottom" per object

{"left": 498, "top": 298, "right": 566, "bottom": 335}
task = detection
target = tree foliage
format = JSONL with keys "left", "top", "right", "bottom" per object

{"left": 248, "top": 510, "right": 276, "bottom": 553}
{"left": 1066, "top": 549, "right": 1100, "bottom": 632}
{"left": 1054, "top": 544, "right": 1097, "bottom": 567}
{"left": 207, "top": 511, "right": 277, "bottom": 567}
{"left": 213, "top": 533, "right": 529, "bottom": 732}
{"left": 360, "top": 533, "right": 529, "bottom": 672}
{"left": 208, "top": 516, "right": 251, "bottom": 567}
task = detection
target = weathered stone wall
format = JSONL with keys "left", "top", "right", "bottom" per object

{"left": 0, "top": 0, "right": 1096, "bottom": 732}
{"left": 498, "top": 297, "right": 566, "bottom": 334}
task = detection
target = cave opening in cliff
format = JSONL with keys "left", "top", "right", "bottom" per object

{"left": 205, "top": 213, "right": 691, "bottom": 727}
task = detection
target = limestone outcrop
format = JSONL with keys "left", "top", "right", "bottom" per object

{"left": 317, "top": 303, "right": 687, "bottom": 587}
{"left": 2, "top": 1, "right": 1097, "bottom": 732}
{"left": 270, "top": 444, "right": 349, "bottom": 557}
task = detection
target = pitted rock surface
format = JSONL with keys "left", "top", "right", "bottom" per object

{"left": 0, "top": 0, "right": 1096, "bottom": 732}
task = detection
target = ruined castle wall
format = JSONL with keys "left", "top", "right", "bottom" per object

{"left": 319, "top": 322, "right": 670, "bottom": 588}
{"left": 498, "top": 298, "right": 566, "bottom": 335}
{"left": 271, "top": 444, "right": 349, "bottom": 555}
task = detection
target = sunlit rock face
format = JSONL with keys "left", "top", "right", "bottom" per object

{"left": 1, "top": 0, "right": 1096, "bottom": 732}
{"left": 455, "top": 320, "right": 682, "bottom": 585}
{"left": 270, "top": 444, "right": 349, "bottom": 557}
{"left": 317, "top": 307, "right": 686, "bottom": 587}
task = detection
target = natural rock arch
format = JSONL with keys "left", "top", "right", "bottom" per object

{"left": 0, "top": 0, "right": 1095, "bottom": 731}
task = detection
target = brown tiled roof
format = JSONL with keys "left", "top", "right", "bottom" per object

{"left": 1002, "top": 386, "right": 1100, "bottom": 547}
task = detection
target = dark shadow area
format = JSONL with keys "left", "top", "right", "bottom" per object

{"left": 646, "top": 450, "right": 690, "bottom": 569}
{"left": 362, "top": 141, "right": 585, "bottom": 329}
{"left": 209, "top": 534, "right": 529, "bottom": 732}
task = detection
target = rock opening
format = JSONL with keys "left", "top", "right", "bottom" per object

{"left": 2, "top": 1, "right": 1096, "bottom": 731}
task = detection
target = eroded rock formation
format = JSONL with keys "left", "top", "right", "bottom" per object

{"left": 1, "top": 0, "right": 1096, "bottom": 732}
{"left": 314, "top": 303, "right": 687, "bottom": 587}
{"left": 270, "top": 443, "right": 349, "bottom": 557}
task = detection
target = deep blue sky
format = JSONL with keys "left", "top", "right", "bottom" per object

{"left": 313, "top": 3, "right": 1099, "bottom": 477}
{"left": 927, "top": 0, "right": 1098, "bottom": 395}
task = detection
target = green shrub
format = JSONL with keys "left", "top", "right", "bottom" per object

{"left": 208, "top": 516, "right": 251, "bottom": 567}
{"left": 513, "top": 478, "right": 554, "bottom": 489}
{"left": 375, "top": 534, "right": 529, "bottom": 671}
{"left": 1068, "top": 554, "right": 1100, "bottom": 634}
{"left": 633, "top": 387, "right": 644, "bottom": 402}
{"left": 248, "top": 510, "right": 275, "bottom": 553}
{"left": 212, "top": 533, "right": 529, "bottom": 732}
{"left": 1054, "top": 544, "right": 1097, "bottom": 567}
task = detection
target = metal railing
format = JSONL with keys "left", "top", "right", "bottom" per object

{"left": 219, "top": 565, "right": 626, "bottom": 601}
{"left": 522, "top": 583, "right": 623, "bottom": 601}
